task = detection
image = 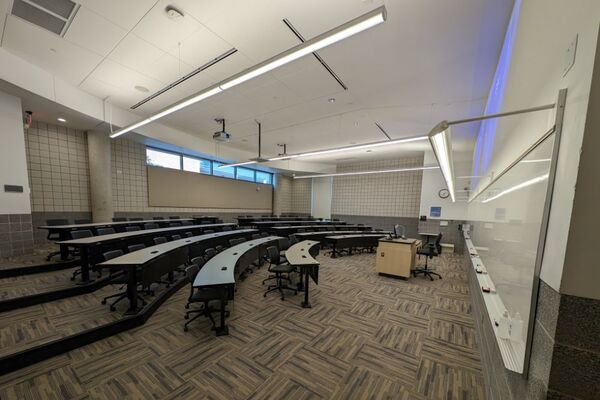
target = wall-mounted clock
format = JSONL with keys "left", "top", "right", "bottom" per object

{"left": 438, "top": 189, "right": 450, "bottom": 199}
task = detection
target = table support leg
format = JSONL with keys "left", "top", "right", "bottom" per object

{"left": 125, "top": 269, "right": 139, "bottom": 315}
{"left": 301, "top": 268, "right": 311, "bottom": 308}
{"left": 331, "top": 245, "right": 337, "bottom": 258}
{"left": 59, "top": 232, "right": 69, "bottom": 260}
{"left": 215, "top": 286, "right": 229, "bottom": 336}
{"left": 297, "top": 268, "right": 304, "bottom": 291}
{"left": 80, "top": 249, "right": 90, "bottom": 283}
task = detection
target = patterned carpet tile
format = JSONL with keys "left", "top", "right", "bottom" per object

{"left": 0, "top": 252, "right": 486, "bottom": 399}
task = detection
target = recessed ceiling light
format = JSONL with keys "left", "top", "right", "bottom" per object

{"left": 165, "top": 6, "right": 184, "bottom": 21}
{"left": 366, "top": 149, "right": 372, "bottom": 153}
{"left": 57, "top": 117, "right": 66, "bottom": 122}
{"left": 135, "top": 85, "right": 149, "bottom": 93}
{"left": 49, "top": 48, "right": 56, "bottom": 53}
{"left": 354, "top": 121, "right": 359, "bottom": 126}
{"left": 328, "top": 98, "right": 336, "bottom": 103}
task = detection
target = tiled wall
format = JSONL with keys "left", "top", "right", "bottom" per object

{"left": 273, "top": 174, "right": 292, "bottom": 215}
{"left": 290, "top": 178, "right": 312, "bottom": 215}
{"left": 111, "top": 138, "right": 271, "bottom": 216}
{"left": 331, "top": 157, "right": 423, "bottom": 217}
{"left": 0, "top": 214, "right": 33, "bottom": 257}
{"left": 24, "top": 122, "right": 91, "bottom": 213}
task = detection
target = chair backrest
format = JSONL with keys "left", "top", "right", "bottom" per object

{"left": 169, "top": 222, "right": 182, "bottom": 227}
{"left": 190, "top": 256, "right": 205, "bottom": 267}
{"left": 154, "top": 236, "right": 167, "bottom": 245}
{"left": 279, "top": 237, "right": 291, "bottom": 251}
{"left": 185, "top": 264, "right": 200, "bottom": 281}
{"left": 128, "top": 243, "right": 145, "bottom": 253}
{"left": 112, "top": 217, "right": 127, "bottom": 222}
{"left": 289, "top": 234, "right": 299, "bottom": 246}
{"left": 70, "top": 229, "right": 93, "bottom": 239}
{"left": 97, "top": 227, "right": 115, "bottom": 236}
{"left": 46, "top": 218, "right": 69, "bottom": 226}
{"left": 152, "top": 216, "right": 164, "bottom": 220}
{"left": 103, "top": 249, "right": 124, "bottom": 261}
{"left": 266, "top": 246, "right": 280, "bottom": 265}
{"left": 203, "top": 230, "right": 214, "bottom": 234}
{"left": 129, "top": 217, "right": 144, "bottom": 221}
{"left": 215, "top": 245, "right": 226, "bottom": 253}
{"left": 260, "top": 232, "right": 269, "bottom": 238}
{"left": 74, "top": 219, "right": 91, "bottom": 224}
{"left": 222, "top": 226, "right": 232, "bottom": 231}
{"left": 200, "top": 220, "right": 211, "bottom": 224}
{"left": 251, "top": 233, "right": 261, "bottom": 240}
{"left": 204, "top": 248, "right": 217, "bottom": 260}
{"left": 169, "top": 216, "right": 180, "bottom": 219}
{"left": 171, "top": 234, "right": 182, "bottom": 241}
{"left": 229, "top": 238, "right": 245, "bottom": 247}
{"left": 125, "top": 226, "right": 141, "bottom": 232}
{"left": 181, "top": 221, "right": 192, "bottom": 226}
{"left": 434, "top": 233, "right": 443, "bottom": 254}
{"left": 185, "top": 232, "right": 193, "bottom": 237}
{"left": 144, "top": 223, "right": 159, "bottom": 230}
{"left": 297, "top": 228, "right": 306, "bottom": 233}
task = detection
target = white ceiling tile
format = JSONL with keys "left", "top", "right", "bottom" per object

{"left": 133, "top": 0, "right": 200, "bottom": 53}
{"left": 166, "top": 23, "right": 233, "bottom": 67}
{"left": 278, "top": 62, "right": 345, "bottom": 101}
{"left": 2, "top": 15, "right": 103, "bottom": 85}
{"left": 137, "top": 52, "right": 194, "bottom": 83}
{"left": 108, "top": 34, "right": 165, "bottom": 80}
{"left": 76, "top": 0, "right": 157, "bottom": 30}
{"left": 237, "top": 80, "right": 302, "bottom": 116}
{"left": 64, "top": 6, "right": 127, "bottom": 56}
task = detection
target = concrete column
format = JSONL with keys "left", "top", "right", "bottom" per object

{"left": 272, "top": 174, "right": 282, "bottom": 216}
{"left": 311, "top": 177, "right": 332, "bottom": 219}
{"left": 87, "top": 131, "right": 113, "bottom": 222}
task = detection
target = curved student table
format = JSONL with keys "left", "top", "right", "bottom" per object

{"left": 60, "top": 223, "right": 236, "bottom": 282}
{"left": 285, "top": 240, "right": 320, "bottom": 308}
{"left": 295, "top": 230, "right": 390, "bottom": 242}
{"left": 271, "top": 224, "right": 371, "bottom": 236}
{"left": 193, "top": 236, "right": 282, "bottom": 336}
{"left": 325, "top": 233, "right": 390, "bottom": 258}
{"left": 249, "top": 220, "right": 346, "bottom": 229}
{"left": 98, "top": 229, "right": 257, "bottom": 314}
{"left": 38, "top": 218, "right": 195, "bottom": 259}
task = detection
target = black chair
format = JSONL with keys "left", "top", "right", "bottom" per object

{"left": 69, "top": 229, "right": 93, "bottom": 280}
{"left": 215, "top": 245, "right": 226, "bottom": 253}
{"left": 112, "top": 217, "right": 127, "bottom": 222}
{"left": 74, "top": 219, "right": 91, "bottom": 224}
{"left": 154, "top": 237, "right": 168, "bottom": 245}
{"left": 129, "top": 217, "right": 144, "bottom": 221}
{"left": 44, "top": 218, "right": 69, "bottom": 261}
{"left": 101, "top": 250, "right": 147, "bottom": 311}
{"left": 185, "top": 232, "right": 193, "bottom": 237}
{"left": 125, "top": 226, "right": 141, "bottom": 232}
{"left": 169, "top": 216, "right": 180, "bottom": 219}
{"left": 204, "top": 248, "right": 217, "bottom": 260}
{"left": 127, "top": 244, "right": 145, "bottom": 252}
{"left": 222, "top": 226, "right": 232, "bottom": 231}
{"left": 263, "top": 246, "right": 297, "bottom": 300}
{"left": 289, "top": 234, "right": 299, "bottom": 246}
{"left": 203, "top": 230, "right": 215, "bottom": 234}
{"left": 183, "top": 264, "right": 228, "bottom": 332}
{"left": 169, "top": 222, "right": 182, "bottom": 227}
{"left": 144, "top": 223, "right": 159, "bottom": 230}
{"left": 171, "top": 234, "right": 182, "bottom": 241}
{"left": 260, "top": 232, "right": 269, "bottom": 238}
{"left": 97, "top": 227, "right": 115, "bottom": 236}
{"left": 229, "top": 238, "right": 245, "bottom": 247}
{"left": 251, "top": 233, "right": 261, "bottom": 240}
{"left": 297, "top": 228, "right": 306, "bottom": 233}
{"left": 414, "top": 233, "right": 443, "bottom": 281}
{"left": 152, "top": 217, "right": 164, "bottom": 220}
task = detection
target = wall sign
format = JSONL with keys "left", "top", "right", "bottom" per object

{"left": 430, "top": 206, "right": 442, "bottom": 217}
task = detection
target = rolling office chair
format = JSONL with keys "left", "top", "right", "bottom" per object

{"left": 69, "top": 229, "right": 94, "bottom": 281}
{"left": 96, "top": 227, "right": 115, "bottom": 236}
{"left": 203, "top": 230, "right": 215, "bottom": 234}
{"left": 112, "top": 217, "right": 127, "bottom": 222}
{"left": 204, "top": 248, "right": 217, "bottom": 260}
{"left": 169, "top": 216, "right": 180, "bottom": 220}
{"left": 263, "top": 246, "right": 297, "bottom": 300}
{"left": 169, "top": 222, "right": 182, "bottom": 227}
{"left": 222, "top": 226, "right": 232, "bottom": 231}
{"left": 251, "top": 233, "right": 261, "bottom": 240}
{"left": 125, "top": 226, "right": 141, "bottom": 232}
{"left": 153, "top": 237, "right": 168, "bottom": 245}
{"left": 260, "top": 232, "right": 269, "bottom": 238}
{"left": 414, "top": 233, "right": 443, "bottom": 281}
{"left": 229, "top": 238, "right": 246, "bottom": 247}
{"left": 129, "top": 217, "right": 144, "bottom": 221}
{"left": 289, "top": 234, "right": 299, "bottom": 246}
{"left": 101, "top": 250, "right": 147, "bottom": 311}
{"left": 45, "top": 218, "right": 69, "bottom": 261}
{"left": 127, "top": 244, "right": 145, "bottom": 252}
{"left": 297, "top": 228, "right": 306, "bottom": 233}
{"left": 183, "top": 263, "right": 229, "bottom": 332}
{"left": 215, "top": 245, "right": 226, "bottom": 253}
{"left": 74, "top": 219, "right": 91, "bottom": 224}
{"left": 144, "top": 223, "right": 159, "bottom": 230}
{"left": 171, "top": 234, "right": 182, "bottom": 241}
{"left": 185, "top": 232, "right": 193, "bottom": 237}
{"left": 152, "top": 217, "right": 164, "bottom": 220}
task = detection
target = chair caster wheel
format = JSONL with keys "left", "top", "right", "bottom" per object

{"left": 110, "top": 306, "right": 116, "bottom": 311}
{"left": 101, "top": 300, "right": 107, "bottom": 305}
{"left": 70, "top": 277, "right": 75, "bottom": 281}
{"left": 263, "top": 293, "right": 267, "bottom": 297}
{"left": 184, "top": 326, "right": 188, "bottom": 332}
{"left": 184, "top": 315, "right": 189, "bottom": 320}
{"left": 185, "top": 304, "right": 189, "bottom": 309}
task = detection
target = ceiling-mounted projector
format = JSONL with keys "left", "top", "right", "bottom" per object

{"left": 213, "top": 118, "right": 230, "bottom": 142}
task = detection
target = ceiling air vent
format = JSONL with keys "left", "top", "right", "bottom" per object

{"left": 11, "top": 0, "right": 79, "bottom": 36}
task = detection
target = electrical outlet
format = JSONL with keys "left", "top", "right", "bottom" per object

{"left": 563, "top": 34, "right": 578, "bottom": 77}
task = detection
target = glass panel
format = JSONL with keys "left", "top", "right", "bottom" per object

{"left": 256, "top": 171, "right": 272, "bottom": 185}
{"left": 213, "top": 162, "right": 235, "bottom": 178}
{"left": 200, "top": 159, "right": 212, "bottom": 174}
{"left": 183, "top": 157, "right": 200, "bottom": 173}
{"left": 468, "top": 133, "right": 555, "bottom": 369}
{"left": 146, "top": 148, "right": 181, "bottom": 170}
{"left": 236, "top": 167, "right": 255, "bottom": 182}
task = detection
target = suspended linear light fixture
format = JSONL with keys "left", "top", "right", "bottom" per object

{"left": 110, "top": 6, "right": 387, "bottom": 139}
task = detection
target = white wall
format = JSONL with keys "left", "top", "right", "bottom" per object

{"left": 419, "top": 150, "right": 469, "bottom": 220}
{"left": 0, "top": 91, "right": 31, "bottom": 214}
{"left": 469, "top": 0, "right": 600, "bottom": 293}
{"left": 311, "top": 177, "right": 332, "bottom": 219}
